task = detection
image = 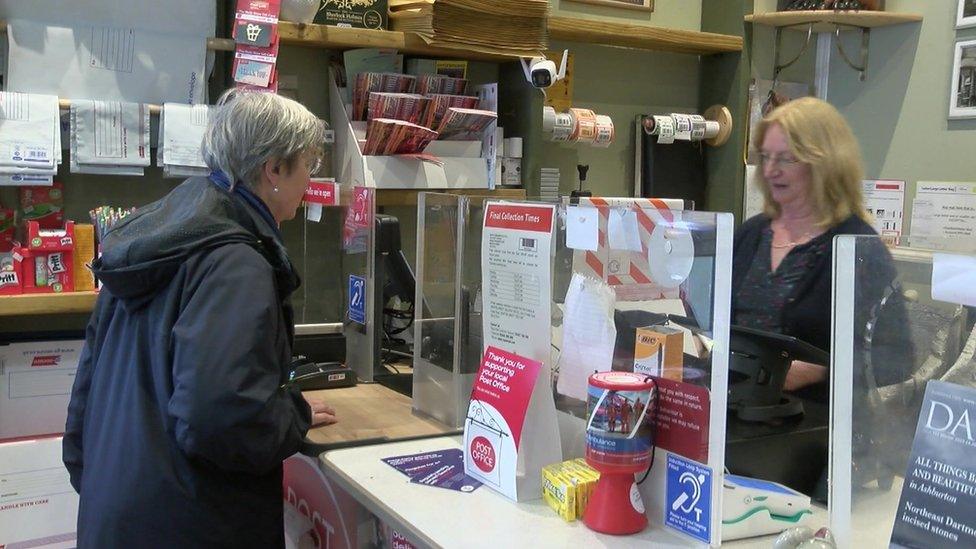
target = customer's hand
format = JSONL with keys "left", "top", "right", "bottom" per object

{"left": 303, "top": 395, "right": 338, "bottom": 427}
{"left": 784, "top": 360, "right": 828, "bottom": 392}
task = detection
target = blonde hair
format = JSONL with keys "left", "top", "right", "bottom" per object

{"left": 752, "top": 96, "right": 870, "bottom": 228}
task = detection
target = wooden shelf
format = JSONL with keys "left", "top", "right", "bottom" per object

{"left": 279, "top": 20, "right": 742, "bottom": 58}
{"left": 278, "top": 22, "right": 519, "bottom": 61}
{"left": 547, "top": 16, "right": 742, "bottom": 55}
{"left": 0, "top": 291, "right": 98, "bottom": 316}
{"left": 745, "top": 11, "right": 922, "bottom": 33}
{"left": 376, "top": 188, "right": 526, "bottom": 207}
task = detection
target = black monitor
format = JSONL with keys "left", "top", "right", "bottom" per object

{"left": 727, "top": 325, "right": 829, "bottom": 422}
{"left": 373, "top": 214, "right": 420, "bottom": 395}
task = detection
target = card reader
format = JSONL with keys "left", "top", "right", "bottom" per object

{"left": 722, "top": 474, "right": 816, "bottom": 541}
{"left": 288, "top": 359, "right": 357, "bottom": 391}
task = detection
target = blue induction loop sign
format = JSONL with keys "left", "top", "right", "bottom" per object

{"left": 348, "top": 275, "right": 366, "bottom": 324}
{"left": 665, "top": 453, "right": 712, "bottom": 543}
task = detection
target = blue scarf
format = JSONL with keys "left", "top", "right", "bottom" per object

{"left": 208, "top": 170, "right": 282, "bottom": 241}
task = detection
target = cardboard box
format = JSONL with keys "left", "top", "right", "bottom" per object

{"left": 19, "top": 183, "right": 64, "bottom": 230}
{"left": 21, "top": 221, "right": 75, "bottom": 294}
{"left": 316, "top": 0, "right": 388, "bottom": 30}
{"left": 633, "top": 325, "right": 683, "bottom": 381}
{"left": 0, "top": 250, "right": 24, "bottom": 296}
{"left": 72, "top": 223, "right": 96, "bottom": 291}
{"left": 0, "top": 340, "right": 83, "bottom": 441}
{"left": 0, "top": 207, "right": 15, "bottom": 252}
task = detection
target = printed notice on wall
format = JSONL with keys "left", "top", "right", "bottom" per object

{"left": 480, "top": 202, "right": 555, "bottom": 364}
{"left": 863, "top": 179, "right": 905, "bottom": 243}
{"left": 890, "top": 381, "right": 976, "bottom": 549}
{"left": 910, "top": 182, "right": 976, "bottom": 253}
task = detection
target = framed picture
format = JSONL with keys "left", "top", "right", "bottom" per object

{"left": 949, "top": 39, "right": 976, "bottom": 119}
{"left": 563, "top": 0, "right": 653, "bottom": 12}
{"left": 958, "top": 0, "right": 976, "bottom": 29}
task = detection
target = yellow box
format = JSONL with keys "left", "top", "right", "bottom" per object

{"left": 633, "top": 325, "right": 684, "bottom": 381}
{"left": 72, "top": 223, "right": 96, "bottom": 291}
{"left": 542, "top": 464, "right": 576, "bottom": 521}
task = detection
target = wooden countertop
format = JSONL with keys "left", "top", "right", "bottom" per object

{"left": 302, "top": 382, "right": 457, "bottom": 451}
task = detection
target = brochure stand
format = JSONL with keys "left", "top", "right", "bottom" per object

{"left": 328, "top": 73, "right": 491, "bottom": 190}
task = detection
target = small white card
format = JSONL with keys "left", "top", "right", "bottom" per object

{"left": 565, "top": 206, "right": 599, "bottom": 251}
{"left": 932, "top": 253, "right": 976, "bottom": 307}
{"left": 608, "top": 208, "right": 642, "bottom": 252}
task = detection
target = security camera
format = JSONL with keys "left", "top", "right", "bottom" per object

{"left": 520, "top": 50, "right": 569, "bottom": 89}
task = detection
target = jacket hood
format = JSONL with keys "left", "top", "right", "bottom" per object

{"left": 92, "top": 177, "right": 299, "bottom": 307}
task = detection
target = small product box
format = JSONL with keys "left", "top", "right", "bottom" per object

{"left": 19, "top": 182, "right": 64, "bottom": 230}
{"left": 316, "top": 0, "right": 387, "bottom": 30}
{"left": 633, "top": 325, "right": 684, "bottom": 381}
{"left": 0, "top": 207, "right": 16, "bottom": 252}
{"left": 21, "top": 221, "right": 75, "bottom": 294}
{"left": 0, "top": 249, "right": 24, "bottom": 296}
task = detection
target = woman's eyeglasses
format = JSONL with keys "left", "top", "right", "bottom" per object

{"left": 307, "top": 156, "right": 323, "bottom": 177}
{"left": 758, "top": 152, "right": 800, "bottom": 168}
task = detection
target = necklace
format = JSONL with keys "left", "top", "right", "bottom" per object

{"left": 771, "top": 231, "right": 813, "bottom": 249}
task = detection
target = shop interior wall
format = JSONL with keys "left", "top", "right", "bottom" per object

{"left": 826, "top": 0, "right": 976, "bottom": 235}
{"left": 3, "top": 1, "right": 722, "bottom": 333}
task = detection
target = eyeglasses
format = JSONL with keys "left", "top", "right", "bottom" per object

{"left": 307, "top": 156, "right": 323, "bottom": 177}
{"left": 758, "top": 152, "right": 801, "bottom": 168}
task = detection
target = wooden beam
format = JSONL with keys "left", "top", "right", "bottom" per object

{"left": 278, "top": 22, "right": 520, "bottom": 61}
{"left": 0, "top": 292, "right": 98, "bottom": 317}
{"left": 548, "top": 16, "right": 743, "bottom": 55}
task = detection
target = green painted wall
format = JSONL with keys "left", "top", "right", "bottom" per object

{"left": 826, "top": 0, "right": 971, "bottom": 234}
{"left": 508, "top": 0, "right": 705, "bottom": 198}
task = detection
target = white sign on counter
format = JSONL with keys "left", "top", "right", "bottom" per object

{"left": 480, "top": 202, "right": 555, "bottom": 363}
{"left": 910, "top": 182, "right": 976, "bottom": 252}
{"left": 863, "top": 179, "right": 905, "bottom": 241}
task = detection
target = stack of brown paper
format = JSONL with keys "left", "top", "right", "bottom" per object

{"left": 390, "top": 0, "right": 548, "bottom": 58}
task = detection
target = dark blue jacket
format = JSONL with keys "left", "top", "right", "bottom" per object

{"left": 63, "top": 176, "right": 311, "bottom": 548}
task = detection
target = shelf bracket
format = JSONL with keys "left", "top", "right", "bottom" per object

{"left": 772, "top": 24, "right": 815, "bottom": 82}
{"left": 833, "top": 24, "right": 870, "bottom": 81}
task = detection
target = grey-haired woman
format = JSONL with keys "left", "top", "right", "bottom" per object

{"left": 64, "top": 90, "right": 335, "bottom": 548}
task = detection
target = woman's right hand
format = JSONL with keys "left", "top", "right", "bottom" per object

{"left": 303, "top": 395, "right": 338, "bottom": 427}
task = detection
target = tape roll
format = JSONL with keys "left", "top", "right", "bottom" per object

{"left": 672, "top": 113, "right": 692, "bottom": 141}
{"left": 687, "top": 114, "right": 705, "bottom": 140}
{"left": 593, "top": 115, "right": 614, "bottom": 148}
{"left": 552, "top": 113, "right": 574, "bottom": 142}
{"left": 647, "top": 221, "right": 694, "bottom": 288}
{"left": 505, "top": 137, "right": 523, "bottom": 158}
{"left": 704, "top": 120, "right": 721, "bottom": 139}
{"left": 569, "top": 108, "right": 597, "bottom": 143}
{"left": 655, "top": 115, "right": 675, "bottom": 144}
{"left": 543, "top": 106, "right": 556, "bottom": 133}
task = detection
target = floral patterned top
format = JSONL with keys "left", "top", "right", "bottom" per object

{"left": 733, "top": 224, "right": 831, "bottom": 333}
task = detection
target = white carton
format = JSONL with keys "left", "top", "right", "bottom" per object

{"left": 0, "top": 340, "right": 83, "bottom": 441}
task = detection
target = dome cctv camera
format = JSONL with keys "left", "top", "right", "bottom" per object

{"left": 520, "top": 50, "right": 569, "bottom": 90}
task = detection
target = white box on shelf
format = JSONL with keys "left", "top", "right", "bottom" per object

{"left": 0, "top": 340, "right": 83, "bottom": 441}
{"left": 331, "top": 74, "right": 491, "bottom": 189}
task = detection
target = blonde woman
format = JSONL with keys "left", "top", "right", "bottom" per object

{"left": 732, "top": 97, "right": 888, "bottom": 394}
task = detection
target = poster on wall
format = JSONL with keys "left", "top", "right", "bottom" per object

{"left": 862, "top": 179, "right": 905, "bottom": 243}
{"left": 910, "top": 182, "right": 976, "bottom": 253}
{"left": 562, "top": 0, "right": 653, "bottom": 12}
{"left": 948, "top": 38, "right": 976, "bottom": 119}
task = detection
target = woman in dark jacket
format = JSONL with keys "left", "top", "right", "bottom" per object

{"left": 63, "top": 90, "right": 336, "bottom": 548}
{"left": 732, "top": 96, "right": 899, "bottom": 395}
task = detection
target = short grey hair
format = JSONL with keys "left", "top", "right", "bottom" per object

{"left": 202, "top": 89, "right": 326, "bottom": 189}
